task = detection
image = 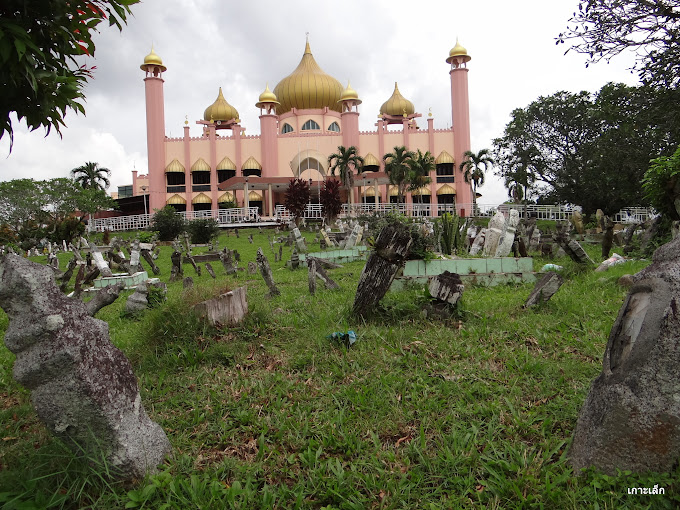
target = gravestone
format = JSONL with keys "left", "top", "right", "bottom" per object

{"left": 560, "top": 239, "right": 595, "bottom": 265}
{"left": 495, "top": 209, "right": 520, "bottom": 257}
{"left": 570, "top": 236, "right": 680, "bottom": 474}
{"left": 292, "top": 227, "right": 307, "bottom": 252}
{"left": 343, "top": 224, "right": 361, "bottom": 249}
{"left": 205, "top": 263, "right": 216, "bottom": 279}
{"left": 59, "top": 257, "right": 78, "bottom": 293}
{"left": 183, "top": 276, "right": 194, "bottom": 289}
{"left": 352, "top": 223, "right": 412, "bottom": 316}
{"left": 524, "top": 272, "right": 563, "bottom": 308}
{"left": 428, "top": 271, "right": 464, "bottom": 306}
{"left": 278, "top": 245, "right": 283, "bottom": 262}
{"left": 125, "top": 282, "right": 149, "bottom": 314}
{"left": 129, "top": 240, "right": 142, "bottom": 275}
{"left": 571, "top": 210, "right": 585, "bottom": 235}
{"left": 248, "top": 234, "right": 253, "bottom": 244}
{"left": 483, "top": 211, "right": 505, "bottom": 257}
{"left": 89, "top": 243, "right": 113, "bottom": 278}
{"left": 141, "top": 250, "right": 160, "bottom": 275}
{"left": 528, "top": 228, "right": 541, "bottom": 252}
{"left": 308, "top": 258, "right": 317, "bottom": 295}
{"left": 220, "top": 249, "right": 236, "bottom": 275}
{"left": 170, "top": 251, "right": 183, "bottom": 281}
{"left": 0, "top": 254, "right": 170, "bottom": 479}
{"left": 290, "top": 249, "right": 300, "bottom": 270}
{"left": 248, "top": 261, "right": 257, "bottom": 274}
{"left": 469, "top": 228, "right": 486, "bottom": 256}
{"left": 186, "top": 255, "right": 201, "bottom": 276}
{"left": 85, "top": 282, "right": 125, "bottom": 317}
{"left": 307, "top": 257, "right": 340, "bottom": 290}
{"left": 595, "top": 209, "right": 605, "bottom": 233}
{"left": 321, "top": 229, "right": 335, "bottom": 248}
{"left": 193, "top": 287, "right": 247, "bottom": 326}
{"left": 256, "top": 248, "right": 280, "bottom": 297}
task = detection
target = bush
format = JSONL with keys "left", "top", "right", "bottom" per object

{"left": 151, "top": 206, "right": 186, "bottom": 241}
{"left": 320, "top": 179, "right": 342, "bottom": 223}
{"left": 642, "top": 144, "right": 680, "bottom": 220}
{"left": 284, "top": 178, "right": 311, "bottom": 225}
{"left": 186, "top": 218, "right": 219, "bottom": 244}
{"left": 363, "top": 212, "right": 435, "bottom": 260}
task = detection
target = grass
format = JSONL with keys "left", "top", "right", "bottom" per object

{"left": 1, "top": 227, "right": 678, "bottom": 509}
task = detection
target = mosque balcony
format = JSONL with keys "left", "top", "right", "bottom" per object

{"left": 192, "top": 185, "right": 212, "bottom": 192}
{"left": 167, "top": 185, "right": 186, "bottom": 193}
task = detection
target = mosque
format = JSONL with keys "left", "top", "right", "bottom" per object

{"left": 136, "top": 38, "right": 474, "bottom": 218}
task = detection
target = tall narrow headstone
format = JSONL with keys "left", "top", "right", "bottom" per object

{"left": 469, "top": 228, "right": 486, "bottom": 256}
{"left": 256, "top": 248, "right": 280, "bottom": 297}
{"left": 483, "top": 211, "right": 505, "bottom": 257}
{"left": 308, "top": 257, "right": 317, "bottom": 295}
{"left": 495, "top": 209, "right": 520, "bottom": 257}
{"left": 88, "top": 243, "right": 113, "bottom": 278}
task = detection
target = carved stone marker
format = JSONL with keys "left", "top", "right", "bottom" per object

{"left": 483, "top": 211, "right": 505, "bottom": 257}
{"left": 89, "top": 243, "right": 113, "bottom": 278}
{"left": 220, "top": 249, "right": 236, "bottom": 275}
{"left": 570, "top": 236, "right": 680, "bottom": 474}
{"left": 428, "top": 271, "right": 465, "bottom": 306}
{"left": 248, "top": 261, "right": 257, "bottom": 274}
{"left": 307, "top": 257, "right": 340, "bottom": 289}
{"left": 129, "top": 240, "right": 142, "bottom": 275}
{"left": 256, "top": 248, "right": 280, "bottom": 297}
{"left": 170, "top": 251, "right": 183, "bottom": 281}
{"left": 352, "top": 223, "right": 412, "bottom": 316}
{"left": 469, "top": 228, "right": 486, "bottom": 256}
{"left": 560, "top": 239, "right": 595, "bottom": 265}
{"left": 183, "top": 276, "right": 194, "bottom": 289}
{"left": 0, "top": 254, "right": 170, "bottom": 479}
{"left": 571, "top": 210, "right": 585, "bottom": 235}
{"left": 205, "top": 262, "right": 216, "bottom": 279}
{"left": 193, "top": 286, "right": 247, "bottom": 326}
{"left": 308, "top": 258, "right": 317, "bottom": 295}
{"left": 125, "top": 282, "right": 149, "bottom": 314}
{"left": 292, "top": 227, "right": 307, "bottom": 252}
{"left": 495, "top": 209, "right": 520, "bottom": 257}
{"left": 524, "top": 272, "right": 563, "bottom": 308}
{"left": 141, "top": 249, "right": 160, "bottom": 275}
{"left": 290, "top": 249, "right": 300, "bottom": 270}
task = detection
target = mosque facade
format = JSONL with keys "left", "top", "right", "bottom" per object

{"left": 137, "top": 39, "right": 474, "bottom": 217}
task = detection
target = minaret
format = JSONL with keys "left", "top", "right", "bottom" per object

{"left": 339, "top": 81, "right": 361, "bottom": 150}
{"left": 140, "top": 46, "right": 167, "bottom": 214}
{"left": 256, "top": 84, "right": 280, "bottom": 178}
{"left": 447, "top": 39, "right": 473, "bottom": 216}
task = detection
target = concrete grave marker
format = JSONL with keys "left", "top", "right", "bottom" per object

{"left": 483, "top": 211, "right": 505, "bottom": 257}
{"left": 524, "top": 272, "right": 563, "bottom": 308}
{"left": 257, "top": 248, "right": 280, "bottom": 297}
{"left": 0, "top": 254, "right": 170, "bottom": 479}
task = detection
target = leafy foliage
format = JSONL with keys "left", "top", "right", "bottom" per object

{"left": 320, "top": 178, "right": 342, "bottom": 223}
{"left": 557, "top": 0, "right": 680, "bottom": 88}
{"left": 150, "top": 206, "right": 186, "bottom": 241}
{"left": 383, "top": 146, "right": 415, "bottom": 203}
{"left": 493, "top": 83, "right": 680, "bottom": 216}
{"left": 327, "top": 146, "right": 363, "bottom": 204}
{"left": 406, "top": 149, "right": 434, "bottom": 202}
{"left": 186, "top": 218, "right": 219, "bottom": 244}
{"left": 435, "top": 212, "right": 465, "bottom": 255}
{"left": 643, "top": 144, "right": 680, "bottom": 220}
{"left": 460, "top": 149, "right": 494, "bottom": 201}
{"left": 284, "top": 178, "right": 311, "bottom": 224}
{"left": 71, "top": 161, "right": 111, "bottom": 190}
{"left": 0, "top": 0, "right": 139, "bottom": 149}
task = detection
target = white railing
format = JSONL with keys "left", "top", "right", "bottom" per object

{"left": 92, "top": 203, "right": 657, "bottom": 232}
{"left": 89, "top": 207, "right": 261, "bottom": 232}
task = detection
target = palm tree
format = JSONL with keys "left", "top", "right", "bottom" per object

{"left": 327, "top": 146, "right": 363, "bottom": 205}
{"left": 459, "top": 149, "right": 494, "bottom": 209}
{"left": 71, "top": 162, "right": 111, "bottom": 190}
{"left": 406, "top": 149, "right": 434, "bottom": 208}
{"left": 383, "top": 146, "right": 415, "bottom": 205}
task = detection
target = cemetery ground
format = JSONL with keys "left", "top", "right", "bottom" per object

{"left": 0, "top": 227, "right": 678, "bottom": 509}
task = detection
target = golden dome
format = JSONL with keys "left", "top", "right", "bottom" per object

{"left": 191, "top": 158, "right": 211, "bottom": 172}
{"left": 165, "top": 159, "right": 185, "bottom": 173}
{"left": 363, "top": 153, "right": 380, "bottom": 167}
{"left": 256, "top": 84, "right": 280, "bottom": 108}
{"left": 446, "top": 38, "right": 471, "bottom": 64}
{"left": 203, "top": 87, "right": 239, "bottom": 123}
{"left": 273, "top": 40, "right": 344, "bottom": 115}
{"left": 217, "top": 156, "right": 236, "bottom": 171}
{"left": 340, "top": 81, "right": 360, "bottom": 102}
{"left": 380, "top": 82, "right": 415, "bottom": 117}
{"left": 435, "top": 150, "right": 455, "bottom": 165}
{"left": 140, "top": 46, "right": 166, "bottom": 72}
{"left": 242, "top": 156, "right": 262, "bottom": 171}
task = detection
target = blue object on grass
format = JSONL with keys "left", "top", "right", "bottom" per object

{"left": 327, "top": 330, "right": 357, "bottom": 347}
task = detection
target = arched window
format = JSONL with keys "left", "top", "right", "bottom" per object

{"left": 281, "top": 123, "right": 294, "bottom": 134}
{"left": 301, "top": 119, "right": 320, "bottom": 131}
{"left": 327, "top": 122, "right": 340, "bottom": 132}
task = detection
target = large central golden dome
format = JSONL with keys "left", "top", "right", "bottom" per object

{"left": 273, "top": 40, "right": 343, "bottom": 115}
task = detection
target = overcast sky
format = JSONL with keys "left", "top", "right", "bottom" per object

{"left": 1, "top": 0, "right": 640, "bottom": 205}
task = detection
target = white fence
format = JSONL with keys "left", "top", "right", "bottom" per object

{"left": 89, "top": 207, "right": 261, "bottom": 233}
{"left": 89, "top": 203, "right": 656, "bottom": 232}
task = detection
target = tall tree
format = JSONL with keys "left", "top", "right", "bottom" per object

{"left": 383, "top": 146, "right": 415, "bottom": 205}
{"left": 284, "top": 178, "right": 311, "bottom": 226}
{"left": 327, "top": 146, "right": 363, "bottom": 205}
{"left": 0, "top": 1, "right": 139, "bottom": 149}
{"left": 459, "top": 149, "right": 494, "bottom": 206}
{"left": 71, "top": 162, "right": 111, "bottom": 190}
{"left": 492, "top": 84, "right": 680, "bottom": 217}
{"left": 406, "top": 149, "right": 434, "bottom": 205}
{"left": 557, "top": 0, "right": 680, "bottom": 88}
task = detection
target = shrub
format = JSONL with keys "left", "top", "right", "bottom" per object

{"left": 151, "top": 206, "right": 186, "bottom": 241}
{"left": 284, "top": 178, "right": 311, "bottom": 225}
{"left": 365, "top": 212, "right": 435, "bottom": 260}
{"left": 186, "top": 218, "right": 219, "bottom": 244}
{"left": 320, "top": 179, "right": 342, "bottom": 223}
{"left": 642, "top": 144, "right": 680, "bottom": 220}
{"left": 434, "top": 212, "right": 465, "bottom": 255}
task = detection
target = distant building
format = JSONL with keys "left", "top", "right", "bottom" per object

{"left": 138, "top": 38, "right": 473, "bottom": 216}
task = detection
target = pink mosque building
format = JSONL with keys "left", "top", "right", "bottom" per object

{"left": 136, "top": 38, "right": 474, "bottom": 218}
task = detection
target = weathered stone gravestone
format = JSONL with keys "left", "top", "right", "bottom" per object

{"left": 220, "top": 249, "right": 236, "bottom": 275}
{"left": 353, "top": 223, "right": 412, "bottom": 316}
{"left": 571, "top": 210, "right": 585, "bottom": 235}
{"left": 125, "top": 282, "right": 150, "bottom": 314}
{"left": 141, "top": 249, "right": 160, "bottom": 275}
{"left": 183, "top": 276, "right": 194, "bottom": 289}
{"left": 320, "top": 229, "right": 335, "bottom": 248}
{"left": 560, "top": 239, "right": 595, "bottom": 265}
{"left": 469, "top": 228, "right": 486, "bottom": 255}
{"left": 248, "top": 234, "right": 253, "bottom": 244}
{"left": 308, "top": 258, "right": 317, "bottom": 295}
{"left": 248, "top": 261, "right": 257, "bottom": 274}
{"left": 524, "top": 272, "right": 563, "bottom": 308}
{"left": 495, "top": 209, "right": 520, "bottom": 257}
{"left": 0, "top": 254, "right": 170, "bottom": 479}
{"left": 170, "top": 251, "right": 183, "bottom": 281}
{"left": 483, "top": 211, "right": 505, "bottom": 257}
{"left": 205, "top": 262, "right": 216, "bottom": 279}
{"left": 570, "top": 236, "right": 680, "bottom": 474}
{"left": 307, "top": 257, "right": 340, "bottom": 290}
{"left": 256, "top": 248, "right": 280, "bottom": 297}
{"left": 129, "top": 240, "right": 142, "bottom": 275}
{"left": 429, "top": 271, "right": 464, "bottom": 306}
{"left": 290, "top": 249, "right": 300, "bottom": 270}
{"left": 292, "top": 227, "right": 307, "bottom": 252}
{"left": 193, "top": 287, "right": 247, "bottom": 326}
{"left": 89, "top": 243, "right": 114, "bottom": 278}
{"left": 343, "top": 224, "right": 361, "bottom": 249}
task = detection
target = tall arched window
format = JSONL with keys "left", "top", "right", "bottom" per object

{"left": 281, "top": 123, "right": 294, "bottom": 134}
{"left": 328, "top": 122, "right": 340, "bottom": 132}
{"left": 301, "top": 119, "right": 320, "bottom": 131}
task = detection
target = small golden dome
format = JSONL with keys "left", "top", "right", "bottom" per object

{"left": 435, "top": 150, "right": 455, "bottom": 165}
{"left": 256, "top": 84, "right": 280, "bottom": 108}
{"left": 216, "top": 156, "right": 236, "bottom": 171}
{"left": 363, "top": 153, "right": 380, "bottom": 167}
{"left": 165, "top": 159, "right": 185, "bottom": 173}
{"left": 446, "top": 38, "right": 471, "bottom": 64}
{"left": 340, "top": 81, "right": 360, "bottom": 102}
{"left": 191, "top": 158, "right": 211, "bottom": 172}
{"left": 379, "top": 82, "right": 415, "bottom": 116}
{"left": 273, "top": 40, "right": 344, "bottom": 115}
{"left": 242, "top": 156, "right": 262, "bottom": 171}
{"left": 140, "top": 46, "right": 166, "bottom": 72}
{"left": 203, "top": 87, "right": 239, "bottom": 123}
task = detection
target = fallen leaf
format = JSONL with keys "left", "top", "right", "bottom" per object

{"left": 395, "top": 435, "right": 411, "bottom": 447}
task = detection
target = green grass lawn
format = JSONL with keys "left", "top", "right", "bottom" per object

{"left": 0, "top": 228, "right": 678, "bottom": 509}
